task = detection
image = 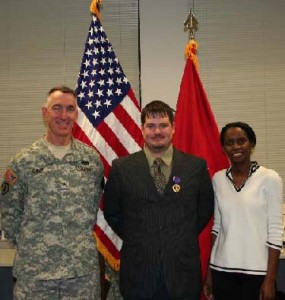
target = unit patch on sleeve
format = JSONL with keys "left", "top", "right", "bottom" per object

{"left": 4, "top": 168, "right": 17, "bottom": 186}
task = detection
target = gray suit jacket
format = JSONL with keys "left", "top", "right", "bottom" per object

{"left": 104, "top": 148, "right": 214, "bottom": 298}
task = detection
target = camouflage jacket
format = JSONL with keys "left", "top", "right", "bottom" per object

{"left": 0, "top": 138, "right": 104, "bottom": 280}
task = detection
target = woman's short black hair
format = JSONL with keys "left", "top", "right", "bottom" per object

{"left": 220, "top": 122, "right": 256, "bottom": 147}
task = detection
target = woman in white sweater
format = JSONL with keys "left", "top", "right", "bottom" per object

{"left": 204, "top": 122, "right": 283, "bottom": 300}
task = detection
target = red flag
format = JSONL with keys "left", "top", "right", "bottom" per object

{"left": 173, "top": 42, "right": 229, "bottom": 300}
{"left": 72, "top": 7, "right": 143, "bottom": 270}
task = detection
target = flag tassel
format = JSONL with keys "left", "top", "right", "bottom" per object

{"left": 94, "top": 233, "right": 120, "bottom": 271}
{"left": 185, "top": 39, "right": 199, "bottom": 70}
{"left": 90, "top": 0, "right": 102, "bottom": 21}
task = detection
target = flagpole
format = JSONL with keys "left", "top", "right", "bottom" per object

{"left": 177, "top": 8, "right": 230, "bottom": 300}
{"left": 89, "top": 3, "right": 107, "bottom": 300}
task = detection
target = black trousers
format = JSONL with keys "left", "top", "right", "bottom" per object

{"left": 212, "top": 269, "right": 266, "bottom": 300}
{"left": 124, "top": 270, "right": 199, "bottom": 300}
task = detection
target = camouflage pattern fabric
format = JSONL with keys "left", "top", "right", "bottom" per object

{"left": 105, "top": 262, "right": 123, "bottom": 300}
{"left": 0, "top": 138, "right": 104, "bottom": 285}
{"left": 14, "top": 272, "right": 100, "bottom": 300}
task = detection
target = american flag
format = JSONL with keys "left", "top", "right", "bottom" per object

{"left": 72, "top": 14, "right": 143, "bottom": 269}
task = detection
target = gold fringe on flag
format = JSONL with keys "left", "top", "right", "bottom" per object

{"left": 94, "top": 231, "right": 121, "bottom": 271}
{"left": 185, "top": 39, "right": 199, "bottom": 70}
{"left": 90, "top": 0, "right": 102, "bottom": 21}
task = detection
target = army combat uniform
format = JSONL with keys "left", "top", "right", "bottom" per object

{"left": 1, "top": 138, "right": 104, "bottom": 299}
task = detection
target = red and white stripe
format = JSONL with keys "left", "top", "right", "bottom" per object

{"left": 74, "top": 89, "right": 143, "bottom": 264}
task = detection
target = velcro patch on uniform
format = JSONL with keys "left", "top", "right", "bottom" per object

{"left": 1, "top": 182, "right": 9, "bottom": 195}
{"left": 4, "top": 168, "right": 17, "bottom": 186}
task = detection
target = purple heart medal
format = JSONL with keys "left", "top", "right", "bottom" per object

{"left": 172, "top": 176, "right": 181, "bottom": 192}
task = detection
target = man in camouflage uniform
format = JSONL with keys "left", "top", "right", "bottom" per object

{"left": 0, "top": 86, "right": 104, "bottom": 299}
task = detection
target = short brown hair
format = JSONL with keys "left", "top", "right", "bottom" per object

{"left": 141, "top": 100, "right": 175, "bottom": 124}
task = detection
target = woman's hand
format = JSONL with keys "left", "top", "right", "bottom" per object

{"left": 259, "top": 247, "right": 280, "bottom": 300}
{"left": 203, "top": 269, "right": 214, "bottom": 300}
{"left": 259, "top": 277, "right": 276, "bottom": 300}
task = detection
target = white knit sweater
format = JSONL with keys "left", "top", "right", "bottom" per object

{"left": 210, "top": 165, "right": 283, "bottom": 275}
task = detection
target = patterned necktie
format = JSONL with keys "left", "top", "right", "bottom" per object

{"left": 152, "top": 158, "right": 167, "bottom": 195}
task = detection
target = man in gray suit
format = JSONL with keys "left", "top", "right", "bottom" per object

{"left": 104, "top": 100, "right": 214, "bottom": 300}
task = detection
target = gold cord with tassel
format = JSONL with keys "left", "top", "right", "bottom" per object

{"left": 185, "top": 39, "right": 199, "bottom": 70}
{"left": 90, "top": 0, "right": 102, "bottom": 21}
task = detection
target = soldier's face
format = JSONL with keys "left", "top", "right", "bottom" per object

{"left": 42, "top": 91, "right": 78, "bottom": 145}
